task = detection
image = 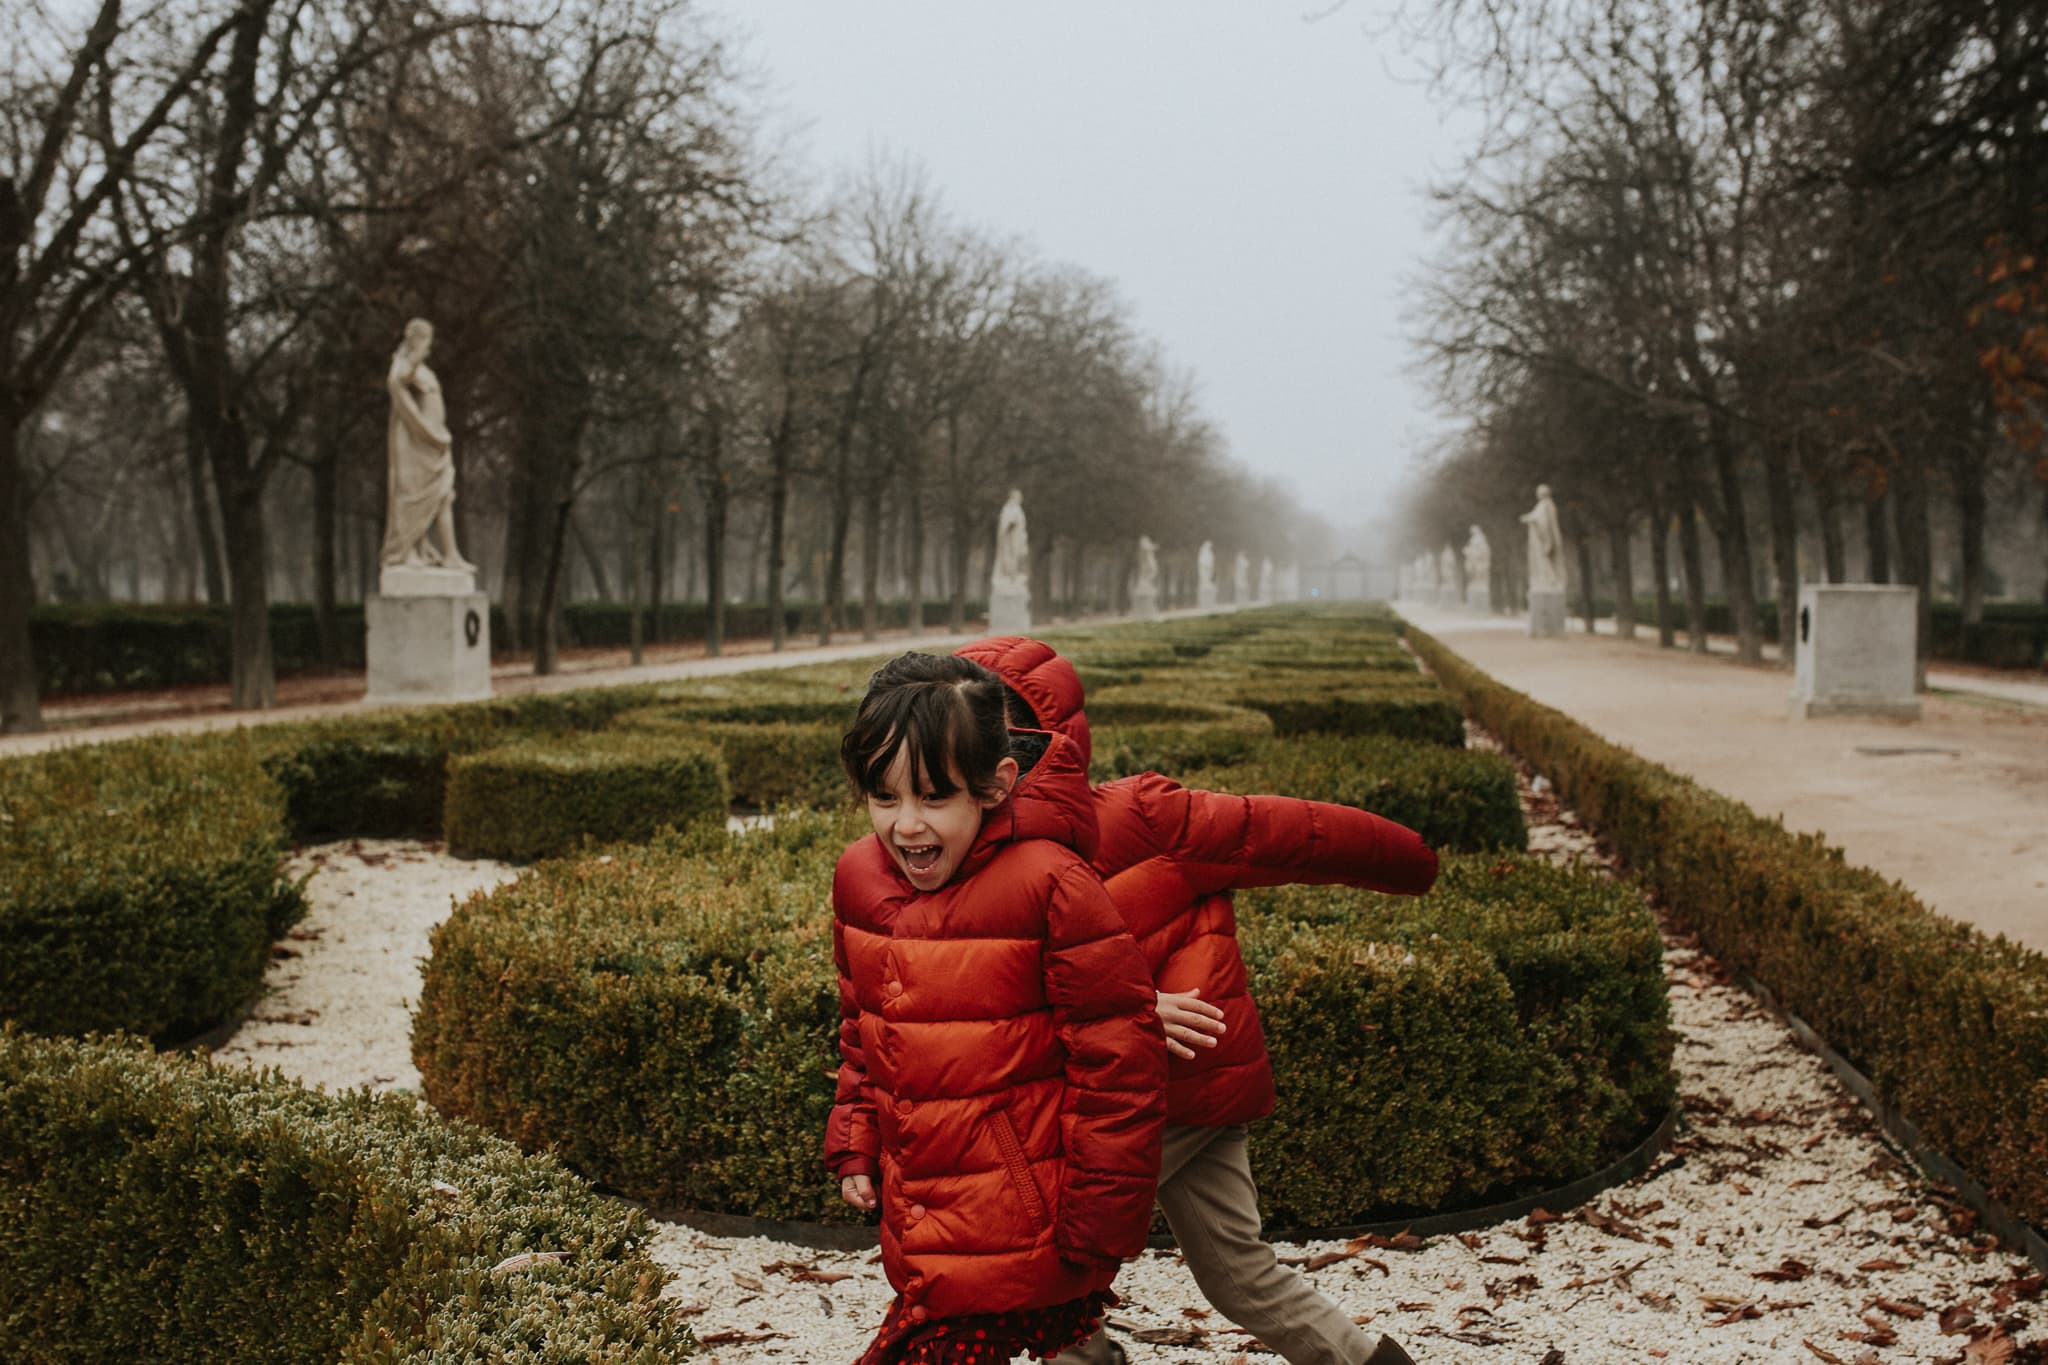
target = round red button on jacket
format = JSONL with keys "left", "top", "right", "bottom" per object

{"left": 885, "top": 981, "right": 904, "bottom": 997}
{"left": 909, "top": 1305, "right": 929, "bottom": 1323}
{"left": 909, "top": 1202, "right": 926, "bottom": 1220}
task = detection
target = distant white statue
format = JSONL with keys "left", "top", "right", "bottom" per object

{"left": 1258, "top": 557, "right": 1273, "bottom": 603}
{"left": 1463, "top": 525, "right": 1491, "bottom": 584}
{"left": 1232, "top": 551, "right": 1250, "bottom": 604}
{"left": 1132, "top": 535, "right": 1161, "bottom": 619}
{"left": 989, "top": 488, "right": 1032, "bottom": 634}
{"left": 1521, "top": 484, "right": 1566, "bottom": 593}
{"left": 1439, "top": 545, "right": 1460, "bottom": 602}
{"left": 992, "top": 488, "right": 1030, "bottom": 594}
{"left": 1197, "top": 540, "right": 1218, "bottom": 609}
{"left": 380, "top": 318, "right": 474, "bottom": 574}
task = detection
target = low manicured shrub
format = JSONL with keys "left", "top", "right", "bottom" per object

{"left": 1190, "top": 734, "right": 1527, "bottom": 853}
{"left": 0, "top": 1031, "right": 692, "bottom": 1364}
{"left": 1233, "top": 685, "right": 1465, "bottom": 748}
{"left": 1406, "top": 622, "right": 2048, "bottom": 1231}
{"left": 1083, "top": 696, "right": 1274, "bottom": 780}
{"left": 609, "top": 708, "right": 847, "bottom": 809}
{"left": 0, "top": 737, "right": 301, "bottom": 1040}
{"left": 442, "top": 732, "right": 729, "bottom": 860}
{"left": 413, "top": 813, "right": 857, "bottom": 1221}
{"left": 258, "top": 709, "right": 509, "bottom": 840}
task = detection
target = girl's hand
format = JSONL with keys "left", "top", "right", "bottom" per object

{"left": 840, "top": 1173, "right": 878, "bottom": 1211}
{"left": 1156, "top": 989, "right": 1227, "bottom": 1061}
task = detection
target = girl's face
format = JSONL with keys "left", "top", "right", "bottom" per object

{"left": 865, "top": 746, "right": 1016, "bottom": 892}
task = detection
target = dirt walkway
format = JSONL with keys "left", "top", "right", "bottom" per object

{"left": 1399, "top": 603, "right": 2048, "bottom": 953}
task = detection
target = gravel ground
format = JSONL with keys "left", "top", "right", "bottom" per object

{"left": 211, "top": 737, "right": 2046, "bottom": 1363}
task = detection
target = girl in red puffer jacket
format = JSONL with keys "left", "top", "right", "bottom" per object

{"left": 826, "top": 652, "right": 1167, "bottom": 1365}
{"left": 958, "top": 636, "right": 1436, "bottom": 1365}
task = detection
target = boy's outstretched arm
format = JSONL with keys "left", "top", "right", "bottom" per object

{"left": 1104, "top": 771, "right": 1440, "bottom": 898}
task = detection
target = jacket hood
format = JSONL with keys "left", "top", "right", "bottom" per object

{"left": 956, "top": 727, "right": 1098, "bottom": 883}
{"left": 955, "top": 636, "right": 1091, "bottom": 770}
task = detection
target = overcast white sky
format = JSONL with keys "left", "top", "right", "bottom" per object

{"left": 707, "top": 1, "right": 1481, "bottom": 527}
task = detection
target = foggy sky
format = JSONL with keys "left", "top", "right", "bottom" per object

{"left": 709, "top": 1, "right": 1479, "bottom": 532}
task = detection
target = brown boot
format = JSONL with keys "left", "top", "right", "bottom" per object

{"left": 1364, "top": 1335, "right": 1417, "bottom": 1365}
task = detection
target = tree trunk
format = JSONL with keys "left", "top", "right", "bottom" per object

{"left": 768, "top": 440, "right": 790, "bottom": 651}
{"left": 312, "top": 436, "right": 340, "bottom": 669}
{"left": 702, "top": 469, "right": 727, "bottom": 658}
{"left": 906, "top": 482, "right": 925, "bottom": 635}
{"left": 213, "top": 463, "right": 276, "bottom": 711}
{"left": 1608, "top": 520, "right": 1636, "bottom": 641}
{"left": 1762, "top": 441, "right": 1800, "bottom": 668}
{"left": 1575, "top": 533, "right": 1598, "bottom": 632}
{"left": 1706, "top": 417, "right": 1763, "bottom": 663}
{"left": 821, "top": 453, "right": 853, "bottom": 646}
{"left": 1677, "top": 500, "right": 1710, "bottom": 654}
{"left": 186, "top": 410, "right": 228, "bottom": 606}
{"left": 534, "top": 496, "right": 574, "bottom": 676}
{"left": 572, "top": 510, "right": 613, "bottom": 602}
{"left": 1865, "top": 491, "right": 1891, "bottom": 583}
{"left": 1891, "top": 449, "right": 1934, "bottom": 688}
{"left": 1647, "top": 488, "right": 1675, "bottom": 648}
{"left": 0, "top": 410, "right": 43, "bottom": 732}
{"left": 859, "top": 473, "right": 882, "bottom": 642}
{"left": 1955, "top": 452, "right": 1987, "bottom": 624}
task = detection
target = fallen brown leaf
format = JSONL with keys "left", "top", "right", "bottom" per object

{"left": 1804, "top": 1342, "right": 1850, "bottom": 1364}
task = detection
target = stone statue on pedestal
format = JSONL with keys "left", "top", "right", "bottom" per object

{"left": 989, "top": 488, "right": 1032, "bottom": 634}
{"left": 1439, "top": 545, "right": 1460, "bottom": 604}
{"left": 1520, "top": 485, "right": 1566, "bottom": 593}
{"left": 1232, "top": 551, "right": 1250, "bottom": 605}
{"left": 1463, "top": 525, "right": 1493, "bottom": 614}
{"left": 380, "top": 319, "right": 474, "bottom": 583}
{"left": 367, "top": 317, "right": 491, "bottom": 705}
{"left": 1197, "top": 541, "right": 1218, "bottom": 610}
{"left": 1258, "top": 558, "right": 1273, "bottom": 603}
{"left": 1132, "top": 535, "right": 1161, "bottom": 619}
{"left": 1521, "top": 484, "right": 1568, "bottom": 636}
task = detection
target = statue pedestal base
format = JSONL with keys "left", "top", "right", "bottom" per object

{"left": 1791, "top": 584, "right": 1921, "bottom": 720}
{"left": 1196, "top": 586, "right": 1217, "bottom": 611}
{"left": 366, "top": 590, "right": 493, "bottom": 706}
{"left": 1468, "top": 587, "right": 1492, "bottom": 615}
{"left": 1131, "top": 588, "right": 1160, "bottom": 620}
{"left": 1528, "top": 588, "right": 1568, "bottom": 638}
{"left": 988, "top": 585, "right": 1031, "bottom": 637}
{"left": 379, "top": 563, "right": 476, "bottom": 597}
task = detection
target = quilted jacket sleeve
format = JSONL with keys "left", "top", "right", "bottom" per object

{"left": 1042, "top": 857, "right": 1167, "bottom": 1263}
{"left": 822, "top": 912, "right": 880, "bottom": 1180}
{"left": 1135, "top": 772, "right": 1440, "bottom": 898}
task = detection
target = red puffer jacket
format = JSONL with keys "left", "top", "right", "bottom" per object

{"left": 955, "top": 636, "right": 1441, "bottom": 1128}
{"left": 824, "top": 730, "right": 1166, "bottom": 1321}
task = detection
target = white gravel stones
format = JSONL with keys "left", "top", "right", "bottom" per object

{"left": 208, "top": 840, "right": 516, "bottom": 1093}
{"left": 209, "top": 762, "right": 2045, "bottom": 1363}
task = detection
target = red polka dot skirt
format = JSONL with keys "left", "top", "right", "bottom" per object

{"left": 853, "top": 1289, "right": 1116, "bottom": 1364}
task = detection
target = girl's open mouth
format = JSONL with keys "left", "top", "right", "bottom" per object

{"left": 900, "top": 844, "right": 941, "bottom": 875}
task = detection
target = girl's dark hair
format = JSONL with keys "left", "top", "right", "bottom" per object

{"left": 841, "top": 653, "right": 1012, "bottom": 801}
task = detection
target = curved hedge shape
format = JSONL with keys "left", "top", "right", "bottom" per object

{"left": 1232, "top": 686, "right": 1466, "bottom": 748}
{"left": 0, "top": 1031, "right": 691, "bottom": 1364}
{"left": 1084, "top": 696, "right": 1274, "bottom": 781}
{"left": 1406, "top": 621, "right": 2048, "bottom": 1233}
{"left": 0, "top": 738, "right": 302, "bottom": 1040}
{"left": 443, "top": 732, "right": 729, "bottom": 860}
{"left": 610, "top": 708, "right": 847, "bottom": 809}
{"left": 1190, "top": 734, "right": 1527, "bottom": 853}
{"left": 414, "top": 817, "right": 1671, "bottom": 1230}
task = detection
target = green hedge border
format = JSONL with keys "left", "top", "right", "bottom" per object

{"left": 1403, "top": 619, "right": 2048, "bottom": 1238}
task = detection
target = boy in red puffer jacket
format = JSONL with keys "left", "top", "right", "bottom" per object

{"left": 957, "top": 636, "right": 1437, "bottom": 1365}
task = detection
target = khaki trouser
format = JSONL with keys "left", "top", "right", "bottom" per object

{"left": 1054, "top": 1123, "right": 1377, "bottom": 1365}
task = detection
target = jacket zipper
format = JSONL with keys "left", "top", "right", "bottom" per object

{"left": 989, "top": 1108, "right": 1051, "bottom": 1232}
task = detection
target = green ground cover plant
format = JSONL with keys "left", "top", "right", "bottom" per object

{"left": 1405, "top": 622, "right": 2048, "bottom": 1232}
{"left": 0, "top": 1031, "right": 691, "bottom": 1364}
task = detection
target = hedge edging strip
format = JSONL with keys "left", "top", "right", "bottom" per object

{"left": 642, "top": 1105, "right": 1681, "bottom": 1253}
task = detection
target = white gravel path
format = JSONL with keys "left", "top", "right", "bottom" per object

{"left": 211, "top": 757, "right": 2046, "bottom": 1363}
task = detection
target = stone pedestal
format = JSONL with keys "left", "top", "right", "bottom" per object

{"left": 1468, "top": 586, "right": 1492, "bottom": 615}
{"left": 1791, "top": 584, "right": 1921, "bottom": 719}
{"left": 989, "top": 585, "right": 1031, "bottom": 637}
{"left": 367, "top": 569, "right": 492, "bottom": 705}
{"left": 1197, "top": 583, "right": 1217, "bottom": 611}
{"left": 1529, "top": 588, "right": 1568, "bottom": 638}
{"left": 1132, "top": 587, "right": 1160, "bottom": 620}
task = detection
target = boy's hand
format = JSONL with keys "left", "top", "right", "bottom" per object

{"left": 840, "top": 1174, "right": 877, "bottom": 1211}
{"left": 1156, "top": 989, "right": 1227, "bottom": 1060}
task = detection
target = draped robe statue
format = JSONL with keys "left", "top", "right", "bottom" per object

{"left": 380, "top": 319, "right": 474, "bottom": 575}
{"left": 1520, "top": 484, "right": 1566, "bottom": 593}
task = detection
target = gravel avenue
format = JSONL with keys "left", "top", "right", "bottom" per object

{"left": 209, "top": 732, "right": 2046, "bottom": 1363}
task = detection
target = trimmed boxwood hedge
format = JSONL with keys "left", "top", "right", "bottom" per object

{"left": 0, "top": 737, "right": 302, "bottom": 1041}
{"left": 443, "top": 732, "right": 730, "bottom": 860}
{"left": 413, "top": 815, "right": 1671, "bottom": 1229}
{"left": 0, "top": 1030, "right": 691, "bottom": 1363}
{"left": 609, "top": 707, "right": 847, "bottom": 809}
{"left": 1190, "top": 734, "right": 1527, "bottom": 853}
{"left": 1405, "top": 621, "right": 2048, "bottom": 1233}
